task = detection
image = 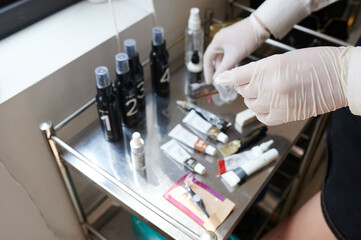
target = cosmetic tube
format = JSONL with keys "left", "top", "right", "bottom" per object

{"left": 176, "top": 100, "right": 232, "bottom": 132}
{"left": 168, "top": 124, "right": 217, "bottom": 156}
{"left": 219, "top": 126, "right": 268, "bottom": 157}
{"left": 183, "top": 109, "right": 228, "bottom": 143}
{"left": 221, "top": 149, "right": 279, "bottom": 188}
{"left": 218, "top": 140, "right": 274, "bottom": 174}
{"left": 161, "top": 139, "right": 206, "bottom": 175}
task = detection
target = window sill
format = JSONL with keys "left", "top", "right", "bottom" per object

{"left": 0, "top": 0, "right": 153, "bottom": 104}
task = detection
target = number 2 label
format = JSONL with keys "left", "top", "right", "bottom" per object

{"left": 126, "top": 98, "right": 137, "bottom": 117}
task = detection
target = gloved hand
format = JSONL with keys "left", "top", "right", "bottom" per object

{"left": 215, "top": 47, "right": 352, "bottom": 125}
{"left": 203, "top": 13, "right": 270, "bottom": 84}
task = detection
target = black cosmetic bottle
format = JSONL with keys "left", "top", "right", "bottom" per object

{"left": 124, "top": 39, "right": 145, "bottom": 111}
{"left": 114, "top": 53, "right": 139, "bottom": 127}
{"left": 95, "top": 66, "right": 122, "bottom": 142}
{"left": 150, "top": 26, "right": 170, "bottom": 97}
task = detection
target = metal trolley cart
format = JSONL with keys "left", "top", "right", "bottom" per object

{"left": 40, "top": 2, "right": 352, "bottom": 239}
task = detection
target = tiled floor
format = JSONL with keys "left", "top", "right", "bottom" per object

{"left": 95, "top": 207, "right": 137, "bottom": 240}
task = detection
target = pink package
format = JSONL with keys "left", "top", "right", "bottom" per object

{"left": 164, "top": 173, "right": 235, "bottom": 231}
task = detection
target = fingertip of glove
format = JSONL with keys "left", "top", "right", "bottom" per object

{"left": 214, "top": 70, "right": 234, "bottom": 86}
{"left": 204, "top": 71, "right": 213, "bottom": 84}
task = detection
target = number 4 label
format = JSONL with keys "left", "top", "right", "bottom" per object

{"left": 160, "top": 68, "right": 170, "bottom": 83}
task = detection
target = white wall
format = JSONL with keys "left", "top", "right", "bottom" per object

{"left": 0, "top": 0, "right": 231, "bottom": 239}
{"left": 0, "top": 1, "right": 154, "bottom": 239}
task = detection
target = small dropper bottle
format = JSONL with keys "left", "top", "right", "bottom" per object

{"left": 114, "top": 53, "right": 138, "bottom": 127}
{"left": 130, "top": 132, "right": 145, "bottom": 170}
{"left": 150, "top": 26, "right": 170, "bottom": 97}
{"left": 124, "top": 39, "right": 145, "bottom": 110}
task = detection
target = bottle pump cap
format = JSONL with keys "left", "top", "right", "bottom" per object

{"left": 188, "top": 8, "right": 201, "bottom": 31}
{"left": 132, "top": 132, "right": 142, "bottom": 146}
{"left": 115, "top": 53, "right": 130, "bottom": 75}
{"left": 124, "top": 39, "right": 137, "bottom": 58}
{"left": 152, "top": 26, "right": 164, "bottom": 46}
{"left": 95, "top": 66, "right": 111, "bottom": 89}
{"left": 130, "top": 132, "right": 144, "bottom": 154}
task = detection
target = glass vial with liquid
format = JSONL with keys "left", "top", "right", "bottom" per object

{"left": 124, "top": 39, "right": 145, "bottom": 110}
{"left": 130, "top": 132, "right": 145, "bottom": 170}
{"left": 150, "top": 26, "right": 170, "bottom": 97}
{"left": 114, "top": 53, "right": 139, "bottom": 127}
{"left": 95, "top": 66, "right": 122, "bottom": 142}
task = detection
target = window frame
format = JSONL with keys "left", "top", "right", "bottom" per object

{"left": 0, "top": 0, "right": 80, "bottom": 40}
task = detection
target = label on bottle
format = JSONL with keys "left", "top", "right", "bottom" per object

{"left": 136, "top": 79, "right": 145, "bottom": 100}
{"left": 99, "top": 112, "right": 111, "bottom": 131}
{"left": 125, "top": 97, "right": 138, "bottom": 117}
{"left": 132, "top": 152, "right": 145, "bottom": 170}
{"left": 136, "top": 76, "right": 145, "bottom": 109}
{"left": 160, "top": 67, "right": 170, "bottom": 83}
{"left": 188, "top": 71, "right": 202, "bottom": 84}
{"left": 151, "top": 51, "right": 170, "bottom": 96}
{"left": 194, "top": 138, "right": 207, "bottom": 153}
{"left": 122, "top": 89, "right": 138, "bottom": 126}
{"left": 98, "top": 109, "right": 115, "bottom": 140}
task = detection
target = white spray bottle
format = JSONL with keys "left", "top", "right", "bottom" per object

{"left": 185, "top": 8, "right": 204, "bottom": 84}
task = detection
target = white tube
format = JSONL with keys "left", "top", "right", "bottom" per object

{"left": 183, "top": 110, "right": 228, "bottom": 143}
{"left": 217, "top": 140, "right": 274, "bottom": 174}
{"left": 221, "top": 149, "right": 279, "bottom": 187}
{"left": 176, "top": 100, "right": 232, "bottom": 132}
{"left": 241, "top": 149, "right": 278, "bottom": 175}
{"left": 160, "top": 139, "right": 206, "bottom": 174}
{"left": 168, "top": 124, "right": 216, "bottom": 156}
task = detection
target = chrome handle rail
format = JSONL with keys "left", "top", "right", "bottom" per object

{"left": 232, "top": 1, "right": 352, "bottom": 47}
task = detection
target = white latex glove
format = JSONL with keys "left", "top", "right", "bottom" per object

{"left": 203, "top": 14, "right": 269, "bottom": 104}
{"left": 215, "top": 47, "right": 356, "bottom": 126}
{"left": 203, "top": 14, "right": 270, "bottom": 84}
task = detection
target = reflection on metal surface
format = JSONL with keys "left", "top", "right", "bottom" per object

{"left": 55, "top": 133, "right": 201, "bottom": 240}
{"left": 154, "top": 95, "right": 170, "bottom": 137}
{"left": 59, "top": 66, "right": 304, "bottom": 239}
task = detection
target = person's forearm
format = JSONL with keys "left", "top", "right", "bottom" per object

{"left": 254, "top": 0, "right": 339, "bottom": 39}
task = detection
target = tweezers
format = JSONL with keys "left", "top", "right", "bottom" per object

{"left": 184, "top": 181, "right": 209, "bottom": 219}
